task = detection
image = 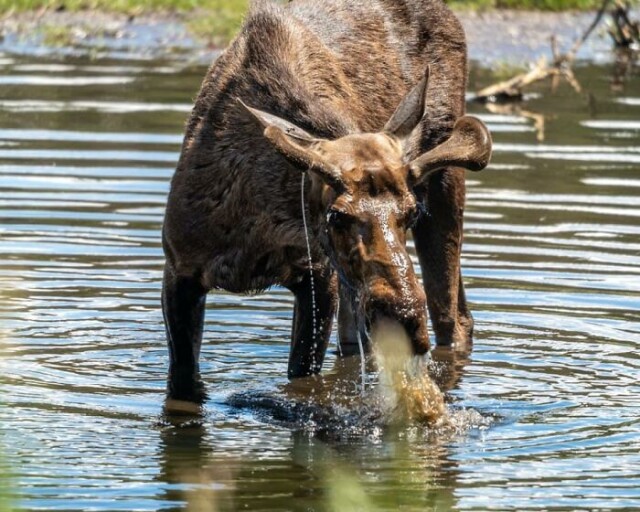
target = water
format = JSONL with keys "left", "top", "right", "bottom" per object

{"left": 0, "top": 50, "right": 639, "bottom": 511}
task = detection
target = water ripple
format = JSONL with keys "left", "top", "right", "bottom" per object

{"left": 0, "top": 55, "right": 638, "bottom": 512}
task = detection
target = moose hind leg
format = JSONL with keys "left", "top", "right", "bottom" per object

{"left": 456, "top": 268, "right": 474, "bottom": 343}
{"left": 412, "top": 168, "right": 473, "bottom": 346}
{"left": 287, "top": 269, "right": 337, "bottom": 379}
{"left": 162, "top": 263, "right": 207, "bottom": 401}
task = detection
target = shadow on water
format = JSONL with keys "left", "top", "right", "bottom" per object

{"left": 0, "top": 48, "right": 639, "bottom": 511}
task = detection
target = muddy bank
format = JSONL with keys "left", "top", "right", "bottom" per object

{"left": 0, "top": 7, "right": 632, "bottom": 64}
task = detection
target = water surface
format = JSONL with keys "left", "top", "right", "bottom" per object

{"left": 0, "top": 52, "right": 639, "bottom": 511}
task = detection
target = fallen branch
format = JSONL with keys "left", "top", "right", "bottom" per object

{"left": 473, "top": 0, "right": 615, "bottom": 103}
{"left": 608, "top": 0, "right": 640, "bottom": 47}
{"left": 473, "top": 51, "right": 582, "bottom": 103}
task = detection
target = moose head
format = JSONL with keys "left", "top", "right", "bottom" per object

{"left": 238, "top": 68, "right": 491, "bottom": 355}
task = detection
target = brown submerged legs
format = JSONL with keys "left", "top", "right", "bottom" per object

{"left": 162, "top": 263, "right": 207, "bottom": 402}
{"left": 287, "top": 268, "right": 337, "bottom": 379}
{"left": 162, "top": 260, "right": 337, "bottom": 400}
{"left": 413, "top": 168, "right": 473, "bottom": 347}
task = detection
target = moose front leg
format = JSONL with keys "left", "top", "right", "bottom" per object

{"left": 162, "top": 263, "right": 207, "bottom": 402}
{"left": 287, "top": 268, "right": 337, "bottom": 379}
{"left": 337, "top": 283, "right": 372, "bottom": 357}
{"left": 412, "top": 168, "right": 473, "bottom": 347}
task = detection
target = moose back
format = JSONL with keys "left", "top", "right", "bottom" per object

{"left": 162, "top": 0, "right": 492, "bottom": 401}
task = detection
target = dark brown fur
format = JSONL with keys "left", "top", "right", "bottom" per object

{"left": 162, "top": 0, "right": 486, "bottom": 401}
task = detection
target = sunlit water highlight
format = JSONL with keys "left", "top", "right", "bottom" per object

{"left": 0, "top": 53, "right": 638, "bottom": 511}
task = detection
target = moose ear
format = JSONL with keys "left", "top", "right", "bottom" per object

{"left": 384, "top": 67, "right": 430, "bottom": 138}
{"left": 236, "top": 99, "right": 345, "bottom": 191}
{"left": 408, "top": 116, "right": 492, "bottom": 184}
{"left": 236, "top": 98, "right": 316, "bottom": 143}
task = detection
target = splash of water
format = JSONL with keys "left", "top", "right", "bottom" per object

{"left": 356, "top": 330, "right": 367, "bottom": 396}
{"left": 372, "top": 319, "right": 446, "bottom": 425}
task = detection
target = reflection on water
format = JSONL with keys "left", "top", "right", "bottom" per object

{"left": 0, "top": 51, "right": 639, "bottom": 511}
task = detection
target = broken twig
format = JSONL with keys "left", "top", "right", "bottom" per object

{"left": 608, "top": 0, "right": 640, "bottom": 47}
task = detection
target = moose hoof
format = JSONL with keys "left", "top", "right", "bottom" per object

{"left": 167, "top": 369, "right": 206, "bottom": 404}
{"left": 433, "top": 318, "right": 473, "bottom": 348}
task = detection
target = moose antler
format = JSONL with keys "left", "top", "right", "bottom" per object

{"left": 408, "top": 116, "right": 492, "bottom": 182}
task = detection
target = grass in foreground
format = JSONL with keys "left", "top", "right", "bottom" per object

{"left": 0, "top": 460, "right": 12, "bottom": 512}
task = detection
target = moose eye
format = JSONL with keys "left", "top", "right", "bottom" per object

{"left": 326, "top": 209, "right": 353, "bottom": 230}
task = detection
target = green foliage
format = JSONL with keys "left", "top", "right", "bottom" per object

{"left": 0, "top": 0, "right": 246, "bottom": 14}
{"left": 187, "top": 0, "right": 249, "bottom": 46}
{"left": 449, "top": 0, "right": 606, "bottom": 9}
{"left": 496, "top": 0, "right": 603, "bottom": 9}
{"left": 39, "top": 24, "right": 77, "bottom": 46}
{"left": 492, "top": 60, "right": 528, "bottom": 79}
{"left": 448, "top": 0, "right": 497, "bottom": 9}
{"left": 0, "top": 0, "right": 637, "bottom": 15}
{"left": 0, "top": 0, "right": 620, "bottom": 12}
{"left": 0, "top": 0, "right": 251, "bottom": 46}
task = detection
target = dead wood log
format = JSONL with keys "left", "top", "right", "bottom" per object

{"left": 608, "top": 0, "right": 640, "bottom": 47}
{"left": 473, "top": 0, "right": 614, "bottom": 103}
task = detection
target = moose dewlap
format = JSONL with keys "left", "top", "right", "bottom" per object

{"left": 161, "top": 0, "right": 492, "bottom": 402}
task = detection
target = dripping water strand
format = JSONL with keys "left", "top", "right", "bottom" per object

{"left": 300, "top": 174, "right": 318, "bottom": 342}
{"left": 355, "top": 298, "right": 367, "bottom": 395}
{"left": 357, "top": 330, "right": 367, "bottom": 396}
{"left": 301, "top": 174, "right": 366, "bottom": 393}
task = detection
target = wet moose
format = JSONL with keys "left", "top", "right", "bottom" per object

{"left": 162, "top": 0, "right": 492, "bottom": 400}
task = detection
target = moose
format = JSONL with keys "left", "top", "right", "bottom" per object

{"left": 162, "top": 0, "right": 492, "bottom": 401}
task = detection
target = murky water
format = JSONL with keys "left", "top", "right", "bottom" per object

{"left": 0, "top": 50, "right": 639, "bottom": 511}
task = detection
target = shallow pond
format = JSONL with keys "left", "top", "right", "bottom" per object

{"left": 0, "top": 50, "right": 639, "bottom": 511}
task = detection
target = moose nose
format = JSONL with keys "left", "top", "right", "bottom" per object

{"left": 365, "top": 282, "right": 430, "bottom": 355}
